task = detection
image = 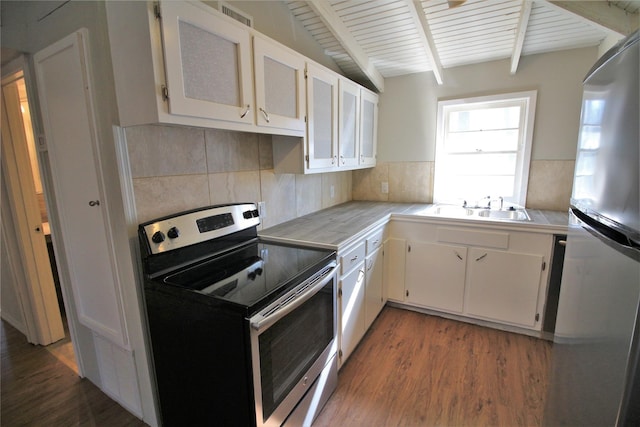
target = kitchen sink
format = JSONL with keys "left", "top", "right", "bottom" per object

{"left": 476, "top": 209, "right": 530, "bottom": 221}
{"left": 426, "top": 204, "right": 531, "bottom": 221}
{"left": 429, "top": 205, "right": 475, "bottom": 217}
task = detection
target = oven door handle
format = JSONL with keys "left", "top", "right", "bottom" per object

{"left": 250, "top": 264, "right": 336, "bottom": 333}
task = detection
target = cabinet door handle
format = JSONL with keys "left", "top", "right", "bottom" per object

{"left": 240, "top": 104, "right": 250, "bottom": 119}
{"left": 340, "top": 155, "right": 345, "bottom": 165}
{"left": 89, "top": 200, "right": 100, "bottom": 207}
{"left": 475, "top": 253, "right": 488, "bottom": 262}
{"left": 454, "top": 251, "right": 463, "bottom": 260}
{"left": 259, "top": 108, "right": 270, "bottom": 123}
{"left": 558, "top": 240, "right": 567, "bottom": 247}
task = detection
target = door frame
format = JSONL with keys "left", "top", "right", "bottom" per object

{"left": 1, "top": 60, "right": 65, "bottom": 346}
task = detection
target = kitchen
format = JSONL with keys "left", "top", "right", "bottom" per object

{"left": 1, "top": 1, "right": 638, "bottom": 426}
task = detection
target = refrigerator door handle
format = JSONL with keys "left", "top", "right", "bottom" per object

{"left": 572, "top": 208, "right": 640, "bottom": 258}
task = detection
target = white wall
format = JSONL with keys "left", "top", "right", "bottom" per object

{"left": 1, "top": 1, "right": 156, "bottom": 424}
{"left": 219, "top": 1, "right": 341, "bottom": 73}
{"left": 377, "top": 46, "right": 599, "bottom": 162}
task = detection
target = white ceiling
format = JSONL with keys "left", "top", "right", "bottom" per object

{"left": 285, "top": 0, "right": 639, "bottom": 91}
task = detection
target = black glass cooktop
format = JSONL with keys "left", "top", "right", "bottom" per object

{"left": 163, "top": 241, "right": 334, "bottom": 308}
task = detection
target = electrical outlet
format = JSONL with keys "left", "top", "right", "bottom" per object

{"left": 330, "top": 185, "right": 335, "bottom": 199}
{"left": 258, "top": 201, "right": 266, "bottom": 218}
{"left": 381, "top": 181, "right": 389, "bottom": 194}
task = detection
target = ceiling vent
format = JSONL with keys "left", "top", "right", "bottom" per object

{"left": 218, "top": 1, "right": 253, "bottom": 28}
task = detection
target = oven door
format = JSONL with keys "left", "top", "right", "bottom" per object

{"left": 249, "top": 261, "right": 337, "bottom": 427}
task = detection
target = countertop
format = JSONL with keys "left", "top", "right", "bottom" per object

{"left": 259, "top": 201, "right": 569, "bottom": 250}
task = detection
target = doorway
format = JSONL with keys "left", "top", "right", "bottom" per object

{"left": 1, "top": 68, "right": 77, "bottom": 373}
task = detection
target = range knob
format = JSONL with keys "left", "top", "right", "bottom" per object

{"left": 167, "top": 227, "right": 180, "bottom": 239}
{"left": 151, "top": 231, "right": 165, "bottom": 244}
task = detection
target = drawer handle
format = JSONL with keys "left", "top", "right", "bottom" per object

{"left": 372, "top": 239, "right": 380, "bottom": 246}
{"left": 350, "top": 255, "right": 359, "bottom": 262}
{"left": 475, "top": 253, "right": 488, "bottom": 262}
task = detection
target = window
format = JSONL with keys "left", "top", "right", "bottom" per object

{"left": 433, "top": 91, "right": 537, "bottom": 207}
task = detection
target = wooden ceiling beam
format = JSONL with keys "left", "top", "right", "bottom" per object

{"left": 546, "top": 1, "right": 638, "bottom": 36}
{"left": 510, "top": 0, "right": 533, "bottom": 75}
{"left": 306, "top": 0, "right": 385, "bottom": 92}
{"left": 407, "top": 0, "right": 444, "bottom": 85}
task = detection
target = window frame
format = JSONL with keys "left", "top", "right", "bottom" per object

{"left": 433, "top": 90, "right": 537, "bottom": 207}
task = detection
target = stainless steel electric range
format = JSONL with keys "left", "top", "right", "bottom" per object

{"left": 139, "top": 203, "right": 338, "bottom": 427}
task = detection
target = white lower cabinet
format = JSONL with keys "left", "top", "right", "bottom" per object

{"left": 406, "top": 242, "right": 467, "bottom": 314}
{"left": 339, "top": 259, "right": 366, "bottom": 366}
{"left": 338, "top": 226, "right": 386, "bottom": 367}
{"left": 389, "top": 220, "right": 553, "bottom": 332}
{"left": 465, "top": 248, "right": 543, "bottom": 328}
{"left": 365, "top": 247, "right": 384, "bottom": 327}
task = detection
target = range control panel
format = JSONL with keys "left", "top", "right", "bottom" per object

{"left": 140, "top": 203, "right": 260, "bottom": 255}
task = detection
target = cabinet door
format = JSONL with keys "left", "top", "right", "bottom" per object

{"left": 160, "top": 1, "right": 253, "bottom": 124}
{"left": 466, "top": 248, "right": 543, "bottom": 328}
{"left": 306, "top": 63, "right": 338, "bottom": 170}
{"left": 338, "top": 79, "right": 360, "bottom": 167}
{"left": 254, "top": 37, "right": 306, "bottom": 132}
{"left": 365, "top": 247, "right": 384, "bottom": 328}
{"left": 384, "top": 238, "right": 406, "bottom": 302}
{"left": 406, "top": 242, "right": 467, "bottom": 313}
{"left": 34, "top": 31, "right": 127, "bottom": 346}
{"left": 359, "top": 89, "right": 378, "bottom": 167}
{"left": 339, "top": 262, "right": 365, "bottom": 367}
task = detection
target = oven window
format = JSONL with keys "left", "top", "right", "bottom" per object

{"left": 258, "top": 279, "right": 334, "bottom": 421}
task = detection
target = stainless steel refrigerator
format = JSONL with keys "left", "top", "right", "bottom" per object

{"left": 544, "top": 30, "right": 639, "bottom": 426}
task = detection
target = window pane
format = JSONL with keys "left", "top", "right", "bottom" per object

{"left": 449, "top": 106, "right": 520, "bottom": 132}
{"left": 446, "top": 129, "right": 519, "bottom": 152}
{"left": 441, "top": 153, "right": 517, "bottom": 176}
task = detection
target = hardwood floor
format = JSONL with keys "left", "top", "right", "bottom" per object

{"left": 1, "top": 319, "right": 147, "bottom": 426}
{"left": 2, "top": 307, "right": 550, "bottom": 427}
{"left": 315, "top": 307, "right": 552, "bottom": 427}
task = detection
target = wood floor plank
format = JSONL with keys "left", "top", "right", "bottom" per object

{"left": 1, "top": 319, "right": 146, "bottom": 426}
{"left": 314, "top": 307, "right": 551, "bottom": 426}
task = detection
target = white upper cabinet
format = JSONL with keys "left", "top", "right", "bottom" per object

{"left": 359, "top": 88, "right": 378, "bottom": 167}
{"left": 338, "top": 79, "right": 360, "bottom": 168}
{"left": 306, "top": 63, "right": 339, "bottom": 170}
{"left": 253, "top": 36, "right": 306, "bottom": 133}
{"left": 160, "top": 1, "right": 253, "bottom": 125}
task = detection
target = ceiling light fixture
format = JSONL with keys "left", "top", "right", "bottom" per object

{"left": 447, "top": 0, "right": 466, "bottom": 8}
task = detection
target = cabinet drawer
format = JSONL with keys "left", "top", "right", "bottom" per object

{"left": 340, "top": 242, "right": 366, "bottom": 275}
{"left": 366, "top": 229, "right": 384, "bottom": 254}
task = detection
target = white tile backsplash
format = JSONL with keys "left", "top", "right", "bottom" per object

{"left": 126, "top": 124, "right": 352, "bottom": 226}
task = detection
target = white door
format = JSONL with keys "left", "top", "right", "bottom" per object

{"left": 466, "top": 248, "right": 543, "bottom": 327}
{"left": 33, "top": 30, "right": 128, "bottom": 347}
{"left": 339, "top": 263, "right": 365, "bottom": 367}
{"left": 254, "top": 36, "right": 306, "bottom": 132}
{"left": 406, "top": 241, "right": 467, "bottom": 313}
{"left": 160, "top": 1, "right": 254, "bottom": 124}
{"left": 359, "top": 89, "right": 378, "bottom": 167}
{"left": 338, "top": 78, "right": 360, "bottom": 168}
{"left": 306, "top": 63, "right": 338, "bottom": 170}
{"left": 1, "top": 72, "right": 64, "bottom": 345}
